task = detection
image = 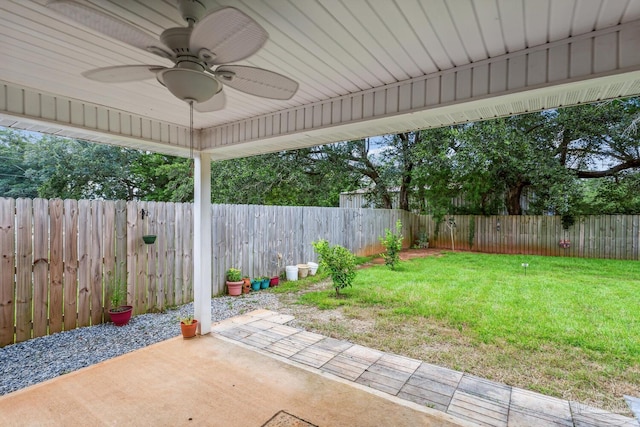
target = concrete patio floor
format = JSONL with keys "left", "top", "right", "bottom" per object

{"left": 0, "top": 310, "right": 637, "bottom": 426}
{"left": 0, "top": 312, "right": 468, "bottom": 427}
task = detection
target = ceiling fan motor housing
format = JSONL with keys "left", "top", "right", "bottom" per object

{"left": 157, "top": 69, "right": 221, "bottom": 103}
{"left": 178, "top": 0, "right": 206, "bottom": 24}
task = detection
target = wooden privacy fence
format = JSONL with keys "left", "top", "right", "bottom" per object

{"left": 422, "top": 214, "right": 640, "bottom": 260}
{"left": 0, "top": 198, "right": 413, "bottom": 346}
{"left": 3, "top": 196, "right": 638, "bottom": 347}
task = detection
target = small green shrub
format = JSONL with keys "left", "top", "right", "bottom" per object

{"left": 109, "top": 279, "right": 127, "bottom": 310}
{"left": 414, "top": 231, "right": 429, "bottom": 249}
{"left": 180, "top": 315, "right": 194, "bottom": 325}
{"left": 226, "top": 268, "right": 242, "bottom": 282}
{"left": 379, "top": 219, "right": 403, "bottom": 270}
{"left": 312, "top": 239, "right": 357, "bottom": 296}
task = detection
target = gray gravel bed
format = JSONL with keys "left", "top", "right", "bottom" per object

{"left": 0, "top": 292, "right": 280, "bottom": 396}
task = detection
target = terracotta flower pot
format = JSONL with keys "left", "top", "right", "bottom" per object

{"left": 181, "top": 319, "right": 198, "bottom": 339}
{"left": 227, "top": 280, "right": 243, "bottom": 296}
{"left": 108, "top": 306, "right": 133, "bottom": 326}
{"left": 242, "top": 278, "right": 251, "bottom": 294}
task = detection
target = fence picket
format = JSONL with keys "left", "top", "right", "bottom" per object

{"left": 49, "top": 199, "right": 64, "bottom": 334}
{"left": 90, "top": 200, "right": 103, "bottom": 325}
{"left": 146, "top": 202, "right": 158, "bottom": 312}
{"left": 32, "top": 199, "right": 49, "bottom": 338}
{"left": 15, "top": 199, "right": 33, "bottom": 342}
{"left": 63, "top": 199, "right": 78, "bottom": 331}
{"left": 165, "top": 203, "right": 176, "bottom": 306}
{"left": 77, "top": 200, "right": 91, "bottom": 327}
{"left": 103, "top": 201, "right": 116, "bottom": 313}
{"left": 156, "top": 202, "right": 166, "bottom": 310}
{"left": 0, "top": 198, "right": 15, "bottom": 346}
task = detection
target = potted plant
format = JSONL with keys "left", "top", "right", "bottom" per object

{"left": 242, "top": 276, "right": 251, "bottom": 294}
{"left": 108, "top": 279, "right": 133, "bottom": 326}
{"left": 259, "top": 276, "right": 270, "bottom": 289}
{"left": 270, "top": 252, "right": 284, "bottom": 286}
{"left": 180, "top": 315, "right": 198, "bottom": 339}
{"left": 250, "top": 278, "right": 261, "bottom": 291}
{"left": 226, "top": 268, "right": 243, "bottom": 296}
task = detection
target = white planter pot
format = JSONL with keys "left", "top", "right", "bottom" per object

{"left": 307, "top": 262, "right": 319, "bottom": 275}
{"left": 285, "top": 265, "right": 298, "bottom": 281}
{"left": 297, "top": 264, "right": 309, "bottom": 278}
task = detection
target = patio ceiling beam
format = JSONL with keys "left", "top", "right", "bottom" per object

{"left": 0, "top": 82, "right": 195, "bottom": 158}
{"left": 201, "top": 19, "right": 640, "bottom": 160}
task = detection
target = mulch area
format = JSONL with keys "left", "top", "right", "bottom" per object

{"left": 361, "top": 248, "right": 443, "bottom": 268}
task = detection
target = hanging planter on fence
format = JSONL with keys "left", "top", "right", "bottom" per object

{"left": 142, "top": 235, "right": 157, "bottom": 244}
{"left": 558, "top": 239, "right": 571, "bottom": 249}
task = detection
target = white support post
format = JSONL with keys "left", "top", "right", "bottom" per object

{"left": 193, "top": 152, "right": 212, "bottom": 334}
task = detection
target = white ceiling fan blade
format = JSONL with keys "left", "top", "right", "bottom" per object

{"left": 47, "top": 0, "right": 171, "bottom": 57}
{"left": 216, "top": 66, "right": 298, "bottom": 100}
{"left": 82, "top": 65, "right": 166, "bottom": 83}
{"left": 190, "top": 7, "right": 268, "bottom": 65}
{"left": 194, "top": 91, "right": 226, "bottom": 113}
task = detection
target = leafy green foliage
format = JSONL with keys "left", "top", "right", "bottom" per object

{"left": 0, "top": 130, "right": 39, "bottom": 198}
{"left": 109, "top": 279, "right": 127, "bottom": 311}
{"left": 414, "top": 231, "right": 429, "bottom": 249}
{"left": 312, "top": 239, "right": 357, "bottom": 296}
{"left": 209, "top": 149, "right": 362, "bottom": 207}
{"left": 226, "top": 268, "right": 242, "bottom": 282}
{"left": 577, "top": 173, "right": 640, "bottom": 214}
{"left": 379, "top": 220, "right": 403, "bottom": 269}
{"left": 2, "top": 98, "right": 639, "bottom": 215}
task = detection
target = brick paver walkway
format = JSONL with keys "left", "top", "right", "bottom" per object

{"left": 212, "top": 310, "right": 638, "bottom": 427}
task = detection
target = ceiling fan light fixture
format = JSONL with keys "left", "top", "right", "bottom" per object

{"left": 157, "top": 68, "right": 220, "bottom": 103}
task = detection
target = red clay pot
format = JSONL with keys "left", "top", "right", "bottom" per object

{"left": 108, "top": 306, "right": 133, "bottom": 326}
{"left": 242, "top": 278, "right": 251, "bottom": 294}
{"left": 181, "top": 319, "right": 198, "bottom": 339}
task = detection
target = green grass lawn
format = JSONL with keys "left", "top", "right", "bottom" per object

{"left": 293, "top": 251, "right": 640, "bottom": 410}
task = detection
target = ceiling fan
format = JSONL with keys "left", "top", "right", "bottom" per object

{"left": 47, "top": 0, "right": 299, "bottom": 113}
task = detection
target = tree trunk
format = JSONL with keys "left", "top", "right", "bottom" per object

{"left": 505, "top": 183, "right": 525, "bottom": 215}
{"left": 397, "top": 132, "right": 417, "bottom": 212}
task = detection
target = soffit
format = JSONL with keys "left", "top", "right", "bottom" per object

{"left": 1, "top": 0, "right": 640, "bottom": 155}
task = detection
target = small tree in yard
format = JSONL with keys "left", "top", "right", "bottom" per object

{"left": 312, "top": 239, "right": 357, "bottom": 297}
{"left": 379, "top": 220, "right": 403, "bottom": 270}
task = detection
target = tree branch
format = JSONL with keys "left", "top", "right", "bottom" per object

{"left": 573, "top": 159, "right": 640, "bottom": 178}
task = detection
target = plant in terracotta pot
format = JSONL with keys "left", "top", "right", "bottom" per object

{"left": 108, "top": 279, "right": 132, "bottom": 326}
{"left": 180, "top": 315, "right": 198, "bottom": 338}
{"left": 226, "top": 268, "right": 243, "bottom": 296}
